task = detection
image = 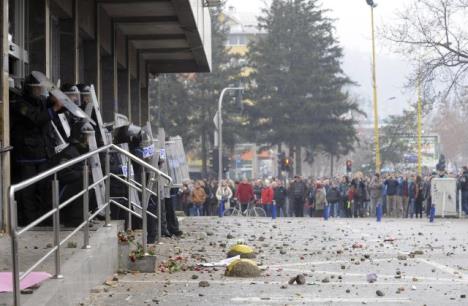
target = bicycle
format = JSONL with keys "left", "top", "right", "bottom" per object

{"left": 223, "top": 200, "right": 267, "bottom": 217}
{"left": 223, "top": 199, "right": 243, "bottom": 217}
{"left": 244, "top": 202, "right": 267, "bottom": 217}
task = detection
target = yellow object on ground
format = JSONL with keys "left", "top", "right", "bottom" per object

{"left": 225, "top": 259, "right": 261, "bottom": 278}
{"left": 227, "top": 244, "right": 256, "bottom": 259}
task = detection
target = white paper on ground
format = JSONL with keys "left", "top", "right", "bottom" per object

{"left": 199, "top": 255, "right": 241, "bottom": 267}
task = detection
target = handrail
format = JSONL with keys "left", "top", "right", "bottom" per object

{"left": 9, "top": 144, "right": 172, "bottom": 196}
{"left": 8, "top": 143, "right": 173, "bottom": 306}
{"left": 111, "top": 144, "right": 172, "bottom": 184}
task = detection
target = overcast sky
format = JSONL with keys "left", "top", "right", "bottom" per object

{"left": 225, "top": 0, "right": 414, "bottom": 118}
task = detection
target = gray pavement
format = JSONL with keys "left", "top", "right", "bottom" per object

{"left": 82, "top": 217, "right": 468, "bottom": 306}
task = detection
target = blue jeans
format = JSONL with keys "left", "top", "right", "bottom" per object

{"left": 462, "top": 191, "right": 468, "bottom": 214}
{"left": 190, "top": 205, "right": 202, "bottom": 216}
{"left": 264, "top": 204, "right": 272, "bottom": 217}
{"left": 407, "top": 198, "right": 415, "bottom": 218}
{"left": 329, "top": 202, "right": 340, "bottom": 217}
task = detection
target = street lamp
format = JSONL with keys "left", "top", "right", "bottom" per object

{"left": 215, "top": 87, "right": 244, "bottom": 185}
{"left": 366, "top": 0, "right": 381, "bottom": 173}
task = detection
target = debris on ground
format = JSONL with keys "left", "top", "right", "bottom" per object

{"left": 288, "top": 274, "right": 306, "bottom": 285}
{"left": 198, "top": 281, "right": 210, "bottom": 287}
{"left": 227, "top": 244, "right": 256, "bottom": 259}
{"left": 225, "top": 259, "right": 261, "bottom": 277}
{"left": 376, "top": 290, "right": 385, "bottom": 297}
{"left": 366, "top": 273, "right": 378, "bottom": 283}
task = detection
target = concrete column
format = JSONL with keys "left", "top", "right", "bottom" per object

{"left": 82, "top": 39, "right": 97, "bottom": 87}
{"left": 0, "top": 0, "right": 10, "bottom": 230}
{"left": 131, "top": 79, "right": 140, "bottom": 125}
{"left": 59, "top": 0, "right": 80, "bottom": 84}
{"left": 117, "top": 69, "right": 128, "bottom": 117}
{"left": 28, "top": 0, "right": 47, "bottom": 73}
{"left": 101, "top": 55, "right": 116, "bottom": 122}
{"left": 59, "top": 19, "right": 75, "bottom": 85}
{"left": 140, "top": 86, "right": 149, "bottom": 123}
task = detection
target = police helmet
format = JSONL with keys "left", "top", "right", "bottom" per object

{"left": 76, "top": 84, "right": 91, "bottom": 95}
{"left": 23, "top": 74, "right": 47, "bottom": 98}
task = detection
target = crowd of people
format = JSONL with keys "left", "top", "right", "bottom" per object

{"left": 178, "top": 167, "right": 468, "bottom": 219}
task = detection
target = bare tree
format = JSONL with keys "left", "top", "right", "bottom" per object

{"left": 382, "top": 0, "right": 468, "bottom": 100}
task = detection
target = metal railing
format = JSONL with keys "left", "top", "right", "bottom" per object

{"left": 9, "top": 144, "right": 172, "bottom": 306}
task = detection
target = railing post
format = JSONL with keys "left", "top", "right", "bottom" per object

{"left": 52, "top": 174, "right": 63, "bottom": 279}
{"left": 127, "top": 158, "right": 132, "bottom": 230}
{"left": 156, "top": 174, "right": 161, "bottom": 244}
{"left": 104, "top": 149, "right": 111, "bottom": 227}
{"left": 82, "top": 158, "right": 90, "bottom": 249}
{"left": 10, "top": 197, "right": 20, "bottom": 306}
{"left": 141, "top": 167, "right": 148, "bottom": 255}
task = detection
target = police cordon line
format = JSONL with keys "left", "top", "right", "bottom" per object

{"left": 10, "top": 71, "right": 186, "bottom": 240}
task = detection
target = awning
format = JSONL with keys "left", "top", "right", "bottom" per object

{"left": 100, "top": 0, "right": 212, "bottom": 74}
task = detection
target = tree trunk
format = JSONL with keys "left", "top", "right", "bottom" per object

{"left": 201, "top": 130, "right": 208, "bottom": 177}
{"left": 295, "top": 146, "right": 302, "bottom": 176}
{"left": 330, "top": 154, "right": 334, "bottom": 177}
{"left": 277, "top": 143, "right": 282, "bottom": 179}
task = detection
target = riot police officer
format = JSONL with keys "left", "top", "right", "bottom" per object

{"left": 11, "top": 74, "right": 64, "bottom": 226}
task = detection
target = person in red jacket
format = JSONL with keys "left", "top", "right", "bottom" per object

{"left": 261, "top": 180, "right": 274, "bottom": 217}
{"left": 235, "top": 178, "right": 254, "bottom": 212}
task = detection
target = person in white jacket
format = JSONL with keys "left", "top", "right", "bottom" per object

{"left": 216, "top": 180, "right": 233, "bottom": 217}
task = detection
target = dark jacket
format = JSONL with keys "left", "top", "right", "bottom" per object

{"left": 385, "top": 179, "right": 399, "bottom": 196}
{"left": 460, "top": 171, "right": 468, "bottom": 192}
{"left": 11, "top": 93, "right": 57, "bottom": 162}
{"left": 273, "top": 186, "right": 287, "bottom": 205}
{"left": 289, "top": 180, "right": 307, "bottom": 199}
{"left": 326, "top": 186, "right": 341, "bottom": 203}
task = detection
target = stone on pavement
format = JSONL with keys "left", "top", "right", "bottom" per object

{"left": 225, "top": 259, "right": 261, "bottom": 278}
{"left": 80, "top": 217, "right": 468, "bottom": 306}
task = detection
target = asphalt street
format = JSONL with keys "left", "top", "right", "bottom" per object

{"left": 82, "top": 217, "right": 468, "bottom": 306}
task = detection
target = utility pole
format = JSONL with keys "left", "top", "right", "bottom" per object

{"left": 366, "top": 0, "right": 381, "bottom": 173}
{"left": 215, "top": 87, "right": 244, "bottom": 186}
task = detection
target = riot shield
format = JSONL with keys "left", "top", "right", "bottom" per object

{"left": 165, "top": 136, "right": 189, "bottom": 187}
{"left": 113, "top": 114, "right": 142, "bottom": 214}
{"left": 31, "top": 71, "right": 93, "bottom": 122}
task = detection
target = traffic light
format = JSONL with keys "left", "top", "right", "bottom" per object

{"left": 278, "top": 154, "right": 293, "bottom": 172}
{"left": 222, "top": 155, "right": 232, "bottom": 173}
{"left": 278, "top": 152, "right": 285, "bottom": 170}
{"left": 346, "top": 160, "right": 352, "bottom": 173}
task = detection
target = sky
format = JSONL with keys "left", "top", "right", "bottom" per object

{"left": 225, "top": 0, "right": 414, "bottom": 119}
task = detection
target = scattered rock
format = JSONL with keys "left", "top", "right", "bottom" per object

{"left": 225, "top": 259, "right": 261, "bottom": 278}
{"left": 321, "top": 277, "right": 330, "bottom": 283}
{"left": 280, "top": 284, "right": 288, "bottom": 289}
{"left": 397, "top": 255, "right": 407, "bottom": 260}
{"left": 376, "top": 290, "right": 385, "bottom": 297}
{"left": 191, "top": 274, "right": 199, "bottom": 280}
{"left": 296, "top": 274, "right": 306, "bottom": 285}
{"left": 198, "top": 281, "right": 210, "bottom": 287}
{"left": 227, "top": 233, "right": 234, "bottom": 239}
{"left": 367, "top": 273, "right": 377, "bottom": 283}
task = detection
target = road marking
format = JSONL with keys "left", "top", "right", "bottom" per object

{"left": 280, "top": 268, "right": 467, "bottom": 283}
{"left": 416, "top": 258, "right": 466, "bottom": 278}
{"left": 268, "top": 257, "right": 398, "bottom": 268}
{"left": 231, "top": 296, "right": 411, "bottom": 303}
{"left": 118, "top": 277, "right": 467, "bottom": 286}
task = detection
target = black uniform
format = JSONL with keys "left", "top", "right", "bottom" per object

{"left": 11, "top": 90, "right": 58, "bottom": 226}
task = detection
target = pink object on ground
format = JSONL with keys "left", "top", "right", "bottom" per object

{"left": 0, "top": 272, "right": 51, "bottom": 293}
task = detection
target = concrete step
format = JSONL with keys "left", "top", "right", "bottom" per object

{"left": 0, "top": 221, "right": 123, "bottom": 306}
